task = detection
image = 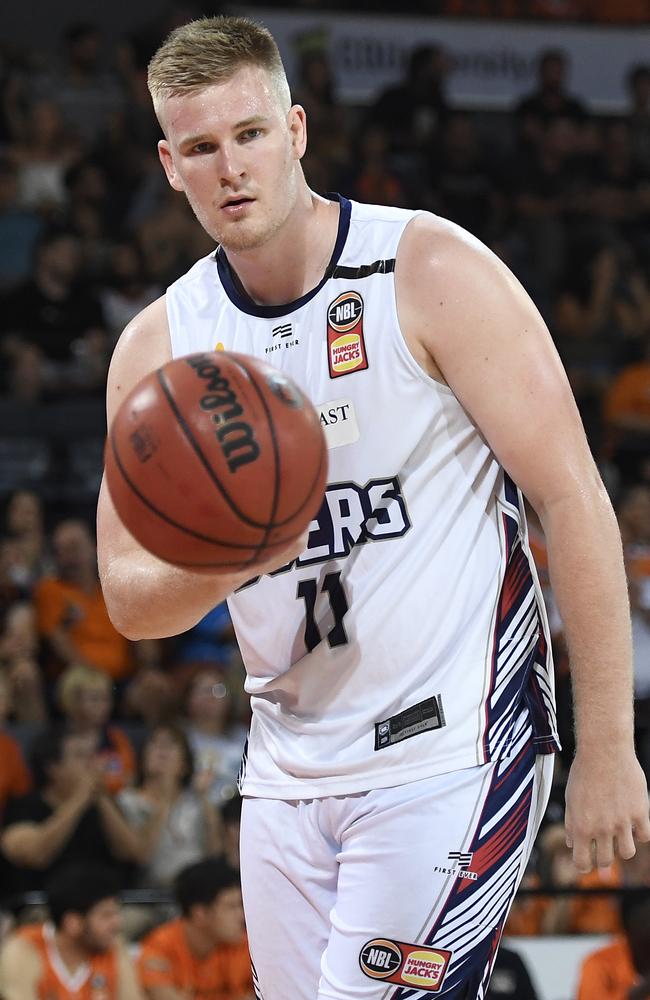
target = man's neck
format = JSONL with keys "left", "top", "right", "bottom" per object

{"left": 53, "top": 929, "right": 90, "bottom": 975}
{"left": 223, "top": 189, "right": 340, "bottom": 307}
{"left": 183, "top": 918, "right": 219, "bottom": 959}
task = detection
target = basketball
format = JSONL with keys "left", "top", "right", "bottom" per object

{"left": 104, "top": 351, "right": 328, "bottom": 571}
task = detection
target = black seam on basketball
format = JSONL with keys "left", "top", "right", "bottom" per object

{"left": 228, "top": 355, "right": 282, "bottom": 564}
{"left": 109, "top": 430, "right": 263, "bottom": 551}
{"left": 228, "top": 356, "right": 327, "bottom": 531}
{"left": 277, "top": 426, "right": 327, "bottom": 526}
{"left": 155, "top": 367, "right": 272, "bottom": 531}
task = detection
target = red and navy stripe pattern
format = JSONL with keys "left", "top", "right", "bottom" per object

{"left": 389, "top": 728, "right": 539, "bottom": 999}
{"left": 481, "top": 475, "right": 559, "bottom": 764}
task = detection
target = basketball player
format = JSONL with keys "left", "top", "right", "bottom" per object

{"left": 96, "top": 16, "right": 650, "bottom": 999}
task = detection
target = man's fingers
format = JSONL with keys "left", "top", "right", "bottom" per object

{"left": 615, "top": 827, "right": 637, "bottom": 861}
{"left": 594, "top": 835, "right": 614, "bottom": 870}
{"left": 633, "top": 813, "right": 650, "bottom": 843}
{"left": 571, "top": 836, "right": 594, "bottom": 874}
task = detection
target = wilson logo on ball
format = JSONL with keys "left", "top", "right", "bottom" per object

{"left": 186, "top": 355, "right": 260, "bottom": 473}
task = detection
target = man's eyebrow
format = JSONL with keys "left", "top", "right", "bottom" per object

{"left": 179, "top": 117, "right": 271, "bottom": 148}
{"left": 233, "top": 115, "right": 271, "bottom": 130}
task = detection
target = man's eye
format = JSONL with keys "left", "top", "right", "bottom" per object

{"left": 241, "top": 129, "right": 261, "bottom": 141}
{"left": 192, "top": 143, "right": 213, "bottom": 154}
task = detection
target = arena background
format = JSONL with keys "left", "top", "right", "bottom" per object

{"left": 1, "top": 2, "right": 649, "bottom": 998}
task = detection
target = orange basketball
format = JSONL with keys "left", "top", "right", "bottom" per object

{"left": 104, "top": 351, "right": 327, "bottom": 571}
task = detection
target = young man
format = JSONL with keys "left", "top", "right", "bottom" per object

{"left": 96, "top": 15, "right": 650, "bottom": 999}
{"left": 0, "top": 864, "right": 143, "bottom": 999}
{"left": 137, "top": 857, "right": 253, "bottom": 999}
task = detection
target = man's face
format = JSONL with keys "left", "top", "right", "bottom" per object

{"left": 205, "top": 886, "right": 246, "bottom": 945}
{"left": 81, "top": 897, "right": 122, "bottom": 952}
{"left": 157, "top": 64, "right": 306, "bottom": 253}
{"left": 52, "top": 523, "right": 95, "bottom": 579}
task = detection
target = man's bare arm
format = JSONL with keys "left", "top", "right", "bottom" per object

{"left": 143, "top": 986, "right": 189, "bottom": 1000}
{"left": 397, "top": 214, "right": 650, "bottom": 872}
{"left": 97, "top": 296, "right": 305, "bottom": 641}
{"left": 0, "top": 936, "right": 41, "bottom": 1000}
{"left": 116, "top": 943, "right": 146, "bottom": 1000}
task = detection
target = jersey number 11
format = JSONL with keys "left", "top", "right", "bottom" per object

{"left": 297, "top": 571, "right": 349, "bottom": 652}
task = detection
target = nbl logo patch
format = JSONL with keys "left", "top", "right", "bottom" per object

{"left": 359, "top": 938, "right": 452, "bottom": 992}
{"left": 327, "top": 291, "right": 368, "bottom": 378}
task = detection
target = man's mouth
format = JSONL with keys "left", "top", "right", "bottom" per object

{"left": 220, "top": 196, "right": 254, "bottom": 210}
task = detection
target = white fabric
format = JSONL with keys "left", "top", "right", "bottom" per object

{"left": 166, "top": 197, "right": 559, "bottom": 799}
{"left": 239, "top": 745, "right": 554, "bottom": 1000}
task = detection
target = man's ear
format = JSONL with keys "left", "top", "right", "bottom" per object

{"left": 288, "top": 105, "right": 307, "bottom": 160}
{"left": 158, "top": 140, "right": 184, "bottom": 192}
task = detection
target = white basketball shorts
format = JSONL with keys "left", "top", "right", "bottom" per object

{"left": 240, "top": 734, "right": 553, "bottom": 1000}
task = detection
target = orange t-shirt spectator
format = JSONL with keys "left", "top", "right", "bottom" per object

{"left": 577, "top": 937, "right": 637, "bottom": 1000}
{"left": 577, "top": 893, "right": 650, "bottom": 1000}
{"left": 34, "top": 520, "right": 132, "bottom": 681}
{"left": 138, "top": 857, "right": 253, "bottom": 1000}
{"left": 0, "top": 671, "right": 31, "bottom": 816}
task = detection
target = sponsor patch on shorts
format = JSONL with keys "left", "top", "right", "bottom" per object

{"left": 359, "top": 938, "right": 452, "bottom": 991}
{"left": 374, "top": 695, "right": 446, "bottom": 750}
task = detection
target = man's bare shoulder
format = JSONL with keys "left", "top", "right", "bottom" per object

{"left": 397, "top": 212, "right": 513, "bottom": 307}
{"left": 107, "top": 294, "right": 172, "bottom": 423}
{"left": 0, "top": 931, "right": 41, "bottom": 988}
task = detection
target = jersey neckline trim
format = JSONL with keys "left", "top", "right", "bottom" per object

{"left": 214, "top": 193, "right": 352, "bottom": 318}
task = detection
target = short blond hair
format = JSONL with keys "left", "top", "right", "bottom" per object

{"left": 57, "top": 665, "right": 110, "bottom": 715}
{"left": 147, "top": 15, "right": 291, "bottom": 120}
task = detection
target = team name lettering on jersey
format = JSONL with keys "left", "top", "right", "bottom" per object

{"left": 239, "top": 476, "right": 411, "bottom": 590}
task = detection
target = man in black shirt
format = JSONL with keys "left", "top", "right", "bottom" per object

{"left": 0, "top": 726, "right": 140, "bottom": 901}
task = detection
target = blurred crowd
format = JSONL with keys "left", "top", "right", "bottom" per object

{"left": 1, "top": 8, "right": 650, "bottom": 1000}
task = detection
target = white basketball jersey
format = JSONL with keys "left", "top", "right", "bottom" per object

{"left": 166, "top": 196, "right": 560, "bottom": 798}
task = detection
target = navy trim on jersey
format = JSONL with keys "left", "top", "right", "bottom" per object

{"left": 214, "top": 193, "right": 352, "bottom": 318}
{"left": 330, "top": 258, "right": 395, "bottom": 279}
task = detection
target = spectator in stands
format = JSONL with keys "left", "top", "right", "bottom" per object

{"left": 221, "top": 795, "right": 242, "bottom": 872}
{"left": 429, "top": 113, "right": 499, "bottom": 242}
{"left": 117, "top": 724, "right": 222, "bottom": 888}
{"left": 0, "top": 228, "right": 108, "bottom": 395}
{"left": 0, "top": 671, "right": 31, "bottom": 819}
{"left": 0, "top": 863, "right": 143, "bottom": 999}
{"left": 57, "top": 665, "right": 135, "bottom": 795}
{"left": 604, "top": 333, "right": 650, "bottom": 487}
{"left": 99, "top": 240, "right": 161, "bottom": 341}
{"left": 4, "top": 488, "right": 52, "bottom": 587}
{"left": 590, "top": 120, "right": 646, "bottom": 244}
{"left": 37, "top": 23, "right": 125, "bottom": 146}
{"left": 0, "top": 156, "right": 43, "bottom": 292}
{"left": 121, "top": 664, "right": 175, "bottom": 734}
{"left": 0, "top": 726, "right": 141, "bottom": 898}
{"left": 138, "top": 856, "right": 253, "bottom": 1000}
{"left": 367, "top": 44, "right": 449, "bottom": 161}
{"left": 486, "top": 944, "right": 539, "bottom": 1000}
{"left": 0, "top": 601, "right": 47, "bottom": 725}
{"left": 62, "top": 159, "right": 116, "bottom": 278}
{"left": 293, "top": 47, "right": 346, "bottom": 153}
{"left": 174, "top": 601, "right": 237, "bottom": 669}
{"left": 516, "top": 49, "right": 586, "bottom": 150}
{"left": 626, "top": 64, "right": 650, "bottom": 171}
{"left": 576, "top": 892, "right": 650, "bottom": 1000}
{"left": 34, "top": 518, "right": 133, "bottom": 683}
{"left": 8, "top": 98, "right": 82, "bottom": 215}
{"left": 345, "top": 123, "right": 407, "bottom": 208}
{"left": 182, "top": 667, "right": 247, "bottom": 808}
